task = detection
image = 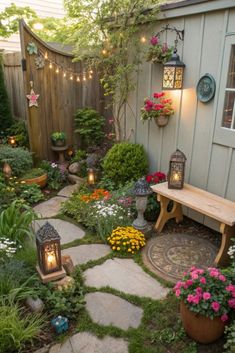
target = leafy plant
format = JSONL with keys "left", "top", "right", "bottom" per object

{"left": 40, "top": 161, "right": 66, "bottom": 190}
{"left": 146, "top": 36, "right": 173, "bottom": 63}
{"left": 0, "top": 299, "right": 44, "bottom": 353}
{"left": 102, "top": 142, "right": 148, "bottom": 187}
{"left": 71, "top": 149, "right": 87, "bottom": 163}
{"left": 74, "top": 108, "right": 105, "bottom": 148}
{"left": 0, "top": 145, "right": 33, "bottom": 177}
{"left": 6, "top": 120, "right": 29, "bottom": 148}
{"left": 51, "top": 131, "right": 66, "bottom": 142}
{"left": 19, "top": 184, "right": 45, "bottom": 204}
{"left": 0, "top": 201, "right": 37, "bottom": 246}
{"left": 224, "top": 320, "right": 235, "bottom": 353}
{"left": 20, "top": 168, "right": 46, "bottom": 180}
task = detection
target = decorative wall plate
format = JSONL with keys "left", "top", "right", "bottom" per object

{"left": 196, "top": 74, "right": 216, "bottom": 103}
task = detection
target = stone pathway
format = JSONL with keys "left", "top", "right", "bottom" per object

{"left": 62, "top": 244, "right": 111, "bottom": 265}
{"left": 33, "top": 186, "right": 169, "bottom": 353}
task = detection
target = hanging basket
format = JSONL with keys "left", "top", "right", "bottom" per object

{"left": 154, "top": 115, "right": 169, "bottom": 127}
{"left": 180, "top": 302, "right": 225, "bottom": 344}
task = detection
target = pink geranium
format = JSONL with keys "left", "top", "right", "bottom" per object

{"left": 211, "top": 302, "right": 220, "bottom": 312}
{"left": 221, "top": 314, "right": 229, "bottom": 322}
{"left": 150, "top": 36, "right": 159, "bottom": 46}
{"left": 228, "top": 298, "right": 235, "bottom": 308}
{"left": 141, "top": 91, "right": 174, "bottom": 122}
{"left": 203, "top": 292, "right": 211, "bottom": 300}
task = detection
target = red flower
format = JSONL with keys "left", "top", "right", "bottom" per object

{"left": 153, "top": 104, "right": 164, "bottom": 111}
{"left": 153, "top": 92, "right": 165, "bottom": 99}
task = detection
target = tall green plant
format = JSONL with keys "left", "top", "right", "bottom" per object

{"left": 64, "top": 0, "right": 160, "bottom": 141}
{"left": 0, "top": 55, "right": 13, "bottom": 131}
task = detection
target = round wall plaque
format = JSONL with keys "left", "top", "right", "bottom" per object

{"left": 196, "top": 74, "right": 216, "bottom": 103}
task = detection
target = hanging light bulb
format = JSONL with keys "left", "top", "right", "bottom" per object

{"left": 140, "top": 36, "right": 146, "bottom": 43}
{"left": 49, "top": 62, "right": 52, "bottom": 69}
{"left": 102, "top": 49, "right": 107, "bottom": 55}
{"left": 83, "top": 76, "right": 87, "bottom": 81}
{"left": 44, "top": 51, "right": 48, "bottom": 60}
{"left": 63, "top": 72, "right": 66, "bottom": 78}
{"left": 89, "top": 70, "right": 93, "bottom": 74}
{"left": 55, "top": 67, "right": 59, "bottom": 74}
{"left": 89, "top": 74, "right": 92, "bottom": 79}
{"left": 76, "top": 76, "right": 80, "bottom": 82}
{"left": 70, "top": 74, "right": 73, "bottom": 80}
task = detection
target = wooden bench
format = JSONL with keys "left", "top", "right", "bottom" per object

{"left": 151, "top": 182, "right": 235, "bottom": 266}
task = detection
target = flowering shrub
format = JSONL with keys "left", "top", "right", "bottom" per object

{"left": 107, "top": 226, "right": 146, "bottom": 254}
{"left": 146, "top": 171, "right": 166, "bottom": 185}
{"left": 141, "top": 92, "right": 174, "bottom": 122}
{"left": 80, "top": 189, "right": 111, "bottom": 203}
{"left": 173, "top": 266, "right": 235, "bottom": 322}
{"left": 40, "top": 160, "right": 67, "bottom": 190}
{"left": 146, "top": 36, "right": 173, "bottom": 63}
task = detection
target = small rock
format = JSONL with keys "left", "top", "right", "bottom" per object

{"left": 67, "top": 173, "right": 85, "bottom": 185}
{"left": 26, "top": 296, "right": 44, "bottom": 313}
{"left": 62, "top": 255, "right": 75, "bottom": 275}
{"left": 68, "top": 162, "right": 80, "bottom": 174}
{"left": 53, "top": 276, "right": 75, "bottom": 291}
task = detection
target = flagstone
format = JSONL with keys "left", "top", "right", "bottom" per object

{"left": 62, "top": 244, "right": 110, "bottom": 265}
{"left": 33, "top": 197, "right": 65, "bottom": 218}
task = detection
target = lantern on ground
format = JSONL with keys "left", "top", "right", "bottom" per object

{"left": 132, "top": 177, "right": 152, "bottom": 230}
{"left": 8, "top": 136, "right": 16, "bottom": 147}
{"left": 36, "top": 222, "right": 66, "bottom": 283}
{"left": 162, "top": 49, "right": 185, "bottom": 90}
{"left": 168, "top": 149, "right": 186, "bottom": 189}
{"left": 87, "top": 168, "right": 95, "bottom": 185}
{"left": 3, "top": 162, "right": 12, "bottom": 178}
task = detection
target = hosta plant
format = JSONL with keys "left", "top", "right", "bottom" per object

{"left": 173, "top": 266, "right": 235, "bottom": 322}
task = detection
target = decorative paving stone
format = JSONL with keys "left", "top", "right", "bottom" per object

{"left": 85, "top": 292, "right": 143, "bottom": 330}
{"left": 70, "top": 332, "right": 128, "bottom": 353}
{"left": 62, "top": 244, "right": 111, "bottom": 265}
{"left": 33, "top": 219, "right": 85, "bottom": 245}
{"left": 57, "top": 184, "right": 79, "bottom": 198}
{"left": 33, "top": 197, "right": 66, "bottom": 218}
{"left": 84, "top": 258, "right": 169, "bottom": 300}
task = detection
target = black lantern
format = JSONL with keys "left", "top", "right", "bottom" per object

{"left": 162, "top": 49, "right": 185, "bottom": 90}
{"left": 168, "top": 149, "right": 186, "bottom": 189}
{"left": 36, "top": 222, "right": 62, "bottom": 275}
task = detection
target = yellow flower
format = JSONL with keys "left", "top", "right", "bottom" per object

{"left": 123, "top": 242, "right": 126, "bottom": 246}
{"left": 112, "top": 246, "right": 116, "bottom": 250}
{"left": 117, "top": 247, "right": 121, "bottom": 251}
{"left": 21, "top": 181, "right": 26, "bottom": 184}
{"left": 127, "top": 248, "right": 132, "bottom": 252}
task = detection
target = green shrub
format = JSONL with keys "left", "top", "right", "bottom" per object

{"left": 74, "top": 107, "right": 105, "bottom": 147}
{"left": 0, "top": 146, "right": 33, "bottom": 176}
{"left": 20, "top": 168, "right": 46, "bottom": 179}
{"left": 19, "top": 183, "right": 45, "bottom": 204}
{"left": 0, "top": 299, "right": 44, "bottom": 353}
{"left": 6, "top": 120, "right": 29, "bottom": 148}
{"left": 102, "top": 142, "right": 149, "bottom": 187}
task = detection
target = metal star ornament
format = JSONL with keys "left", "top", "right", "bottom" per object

{"left": 27, "top": 81, "right": 39, "bottom": 107}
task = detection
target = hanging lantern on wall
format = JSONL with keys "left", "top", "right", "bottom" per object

{"left": 168, "top": 149, "right": 186, "bottom": 189}
{"left": 36, "top": 222, "right": 66, "bottom": 283}
{"left": 162, "top": 49, "right": 185, "bottom": 90}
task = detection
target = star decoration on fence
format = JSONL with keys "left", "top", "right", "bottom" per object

{"left": 27, "top": 89, "right": 39, "bottom": 107}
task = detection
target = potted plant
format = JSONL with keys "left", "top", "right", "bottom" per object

{"left": 141, "top": 92, "right": 174, "bottom": 127}
{"left": 144, "top": 171, "right": 166, "bottom": 221}
{"left": 146, "top": 36, "right": 173, "bottom": 64}
{"left": 51, "top": 132, "right": 66, "bottom": 147}
{"left": 173, "top": 266, "right": 235, "bottom": 344}
{"left": 20, "top": 168, "right": 47, "bottom": 188}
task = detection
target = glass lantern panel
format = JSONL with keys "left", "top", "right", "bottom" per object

{"left": 44, "top": 243, "right": 59, "bottom": 272}
{"left": 174, "top": 68, "right": 183, "bottom": 89}
{"left": 163, "top": 67, "right": 175, "bottom": 89}
{"left": 170, "top": 162, "right": 183, "bottom": 186}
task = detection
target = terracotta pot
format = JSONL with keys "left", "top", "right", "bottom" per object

{"left": 154, "top": 115, "right": 169, "bottom": 127}
{"left": 180, "top": 302, "right": 225, "bottom": 344}
{"left": 22, "top": 174, "right": 48, "bottom": 188}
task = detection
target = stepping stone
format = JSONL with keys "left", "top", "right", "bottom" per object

{"left": 62, "top": 244, "right": 111, "bottom": 265}
{"left": 84, "top": 258, "right": 169, "bottom": 300}
{"left": 33, "top": 197, "right": 65, "bottom": 218}
{"left": 33, "top": 219, "right": 85, "bottom": 245}
{"left": 57, "top": 184, "right": 79, "bottom": 198}
{"left": 85, "top": 292, "right": 143, "bottom": 330}
{"left": 70, "top": 332, "right": 128, "bottom": 353}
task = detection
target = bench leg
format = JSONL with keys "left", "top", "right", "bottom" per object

{"left": 214, "top": 223, "right": 235, "bottom": 267}
{"left": 155, "top": 194, "right": 183, "bottom": 232}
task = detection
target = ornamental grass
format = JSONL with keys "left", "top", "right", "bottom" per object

{"left": 107, "top": 226, "right": 146, "bottom": 254}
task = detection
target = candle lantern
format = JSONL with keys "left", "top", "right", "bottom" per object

{"left": 168, "top": 149, "right": 186, "bottom": 189}
{"left": 51, "top": 316, "right": 69, "bottom": 334}
{"left": 132, "top": 177, "right": 152, "bottom": 231}
{"left": 162, "top": 49, "right": 185, "bottom": 90}
{"left": 87, "top": 168, "right": 95, "bottom": 185}
{"left": 3, "top": 162, "right": 12, "bottom": 178}
{"left": 36, "top": 222, "right": 66, "bottom": 283}
{"left": 8, "top": 136, "right": 16, "bottom": 147}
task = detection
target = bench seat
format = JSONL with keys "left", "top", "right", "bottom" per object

{"left": 151, "top": 182, "right": 235, "bottom": 266}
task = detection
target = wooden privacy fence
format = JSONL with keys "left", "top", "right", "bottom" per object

{"left": 11, "top": 19, "right": 108, "bottom": 160}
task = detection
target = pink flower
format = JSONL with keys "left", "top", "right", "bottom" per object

{"left": 228, "top": 298, "right": 235, "bottom": 308}
{"left": 218, "top": 274, "right": 226, "bottom": 282}
{"left": 186, "top": 279, "right": 193, "bottom": 286}
{"left": 203, "top": 292, "right": 211, "bottom": 300}
{"left": 221, "top": 314, "right": 229, "bottom": 322}
{"left": 191, "top": 272, "right": 199, "bottom": 280}
{"left": 153, "top": 92, "right": 165, "bottom": 99}
{"left": 200, "top": 277, "right": 206, "bottom": 284}
{"left": 153, "top": 104, "right": 164, "bottom": 111}
{"left": 196, "top": 287, "right": 203, "bottom": 295}
{"left": 190, "top": 266, "right": 196, "bottom": 271}
{"left": 150, "top": 36, "right": 159, "bottom": 46}
{"left": 162, "top": 43, "right": 168, "bottom": 52}
{"left": 187, "top": 294, "right": 194, "bottom": 303}
{"left": 192, "top": 295, "right": 200, "bottom": 304}
{"left": 226, "top": 285, "right": 235, "bottom": 292}
{"left": 211, "top": 302, "right": 220, "bottom": 312}
{"left": 146, "top": 175, "right": 152, "bottom": 183}
{"left": 175, "top": 289, "right": 181, "bottom": 297}
{"left": 187, "top": 294, "right": 200, "bottom": 304}
{"left": 209, "top": 269, "right": 219, "bottom": 278}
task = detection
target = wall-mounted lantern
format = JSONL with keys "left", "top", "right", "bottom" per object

{"left": 162, "top": 50, "right": 185, "bottom": 90}
{"left": 36, "top": 222, "right": 66, "bottom": 283}
{"left": 168, "top": 149, "right": 186, "bottom": 189}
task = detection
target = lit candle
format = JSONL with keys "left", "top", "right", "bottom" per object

{"left": 173, "top": 172, "right": 180, "bottom": 181}
{"left": 47, "top": 253, "right": 56, "bottom": 269}
{"left": 88, "top": 169, "right": 95, "bottom": 185}
{"left": 9, "top": 136, "right": 16, "bottom": 146}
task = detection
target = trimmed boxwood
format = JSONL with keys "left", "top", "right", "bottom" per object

{"left": 102, "top": 142, "right": 149, "bottom": 187}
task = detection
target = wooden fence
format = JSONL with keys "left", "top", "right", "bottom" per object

{"left": 2, "top": 20, "right": 109, "bottom": 160}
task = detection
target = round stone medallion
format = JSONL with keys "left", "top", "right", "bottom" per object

{"left": 146, "top": 233, "right": 218, "bottom": 282}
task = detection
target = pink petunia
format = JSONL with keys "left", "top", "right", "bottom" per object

{"left": 221, "top": 314, "right": 229, "bottom": 322}
{"left": 218, "top": 274, "right": 226, "bottom": 282}
{"left": 175, "top": 289, "right": 181, "bottom": 297}
{"left": 211, "top": 302, "right": 220, "bottom": 312}
{"left": 200, "top": 277, "right": 206, "bottom": 284}
{"left": 186, "top": 279, "right": 193, "bottom": 286}
{"left": 226, "top": 285, "right": 235, "bottom": 292}
{"left": 209, "top": 269, "right": 219, "bottom": 278}
{"left": 150, "top": 36, "right": 159, "bottom": 46}
{"left": 187, "top": 294, "right": 194, "bottom": 303}
{"left": 203, "top": 292, "right": 211, "bottom": 300}
{"left": 191, "top": 272, "right": 199, "bottom": 280}
{"left": 228, "top": 298, "right": 235, "bottom": 308}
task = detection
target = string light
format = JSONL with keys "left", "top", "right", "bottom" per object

{"left": 140, "top": 36, "right": 146, "bottom": 43}
{"left": 83, "top": 76, "right": 86, "bottom": 81}
{"left": 76, "top": 76, "right": 80, "bottom": 82}
{"left": 49, "top": 62, "right": 52, "bottom": 69}
{"left": 102, "top": 49, "right": 107, "bottom": 55}
{"left": 55, "top": 67, "right": 59, "bottom": 74}
{"left": 89, "top": 74, "right": 92, "bottom": 79}
{"left": 44, "top": 51, "right": 48, "bottom": 59}
{"left": 63, "top": 72, "right": 66, "bottom": 78}
{"left": 70, "top": 74, "right": 73, "bottom": 80}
